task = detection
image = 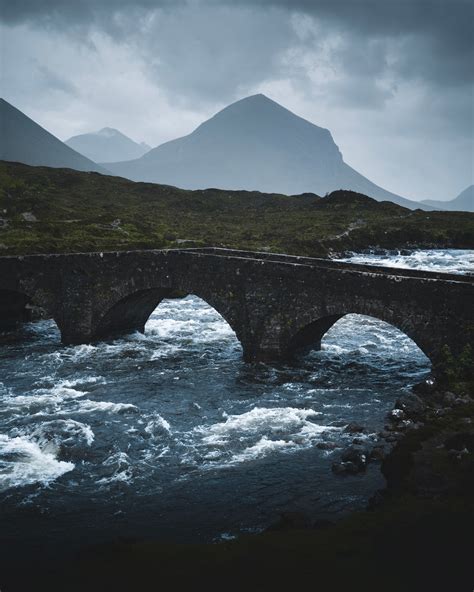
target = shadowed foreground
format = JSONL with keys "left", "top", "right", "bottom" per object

{"left": 2, "top": 394, "right": 473, "bottom": 592}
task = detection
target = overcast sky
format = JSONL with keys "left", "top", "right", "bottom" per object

{"left": 1, "top": 0, "right": 473, "bottom": 200}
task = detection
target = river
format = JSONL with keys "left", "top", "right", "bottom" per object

{"left": 0, "top": 249, "right": 472, "bottom": 560}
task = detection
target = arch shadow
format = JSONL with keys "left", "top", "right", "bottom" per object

{"left": 0, "top": 289, "right": 50, "bottom": 329}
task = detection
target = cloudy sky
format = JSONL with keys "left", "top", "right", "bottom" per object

{"left": 1, "top": 0, "right": 473, "bottom": 200}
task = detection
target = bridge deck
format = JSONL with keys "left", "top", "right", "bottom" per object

{"left": 176, "top": 247, "right": 474, "bottom": 284}
{"left": 1, "top": 247, "right": 472, "bottom": 284}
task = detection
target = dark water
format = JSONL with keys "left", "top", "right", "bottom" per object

{"left": 0, "top": 250, "right": 471, "bottom": 558}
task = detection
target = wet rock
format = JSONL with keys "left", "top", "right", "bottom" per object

{"left": 332, "top": 446, "right": 369, "bottom": 474}
{"left": 330, "top": 420, "right": 347, "bottom": 428}
{"left": 332, "top": 461, "right": 360, "bottom": 475}
{"left": 341, "top": 446, "right": 368, "bottom": 467}
{"left": 444, "top": 432, "right": 474, "bottom": 453}
{"left": 369, "top": 446, "right": 386, "bottom": 461}
{"left": 412, "top": 376, "right": 437, "bottom": 396}
{"left": 352, "top": 437, "right": 366, "bottom": 445}
{"left": 394, "top": 393, "right": 426, "bottom": 420}
{"left": 454, "top": 395, "right": 473, "bottom": 406}
{"left": 316, "top": 441, "right": 340, "bottom": 451}
{"left": 443, "top": 392, "right": 457, "bottom": 406}
{"left": 343, "top": 423, "right": 366, "bottom": 434}
{"left": 394, "top": 419, "right": 415, "bottom": 431}
{"left": 385, "top": 433, "right": 403, "bottom": 443}
{"left": 388, "top": 408, "right": 405, "bottom": 421}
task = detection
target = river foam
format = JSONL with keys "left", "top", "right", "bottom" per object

{"left": 0, "top": 433, "right": 74, "bottom": 491}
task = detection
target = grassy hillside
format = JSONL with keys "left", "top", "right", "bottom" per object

{"left": 1, "top": 160, "right": 473, "bottom": 256}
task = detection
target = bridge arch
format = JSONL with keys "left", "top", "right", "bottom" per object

{"left": 286, "top": 310, "right": 432, "bottom": 363}
{"left": 92, "top": 288, "right": 172, "bottom": 340}
{"left": 91, "top": 286, "right": 247, "bottom": 352}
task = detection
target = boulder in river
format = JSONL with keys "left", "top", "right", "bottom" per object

{"left": 343, "top": 423, "right": 366, "bottom": 434}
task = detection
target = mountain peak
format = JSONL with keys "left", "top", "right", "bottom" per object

{"left": 66, "top": 127, "right": 150, "bottom": 163}
{"left": 190, "top": 92, "right": 334, "bottom": 149}
{"left": 104, "top": 94, "right": 432, "bottom": 209}
{"left": 210, "top": 93, "right": 302, "bottom": 119}
{"left": 97, "top": 127, "right": 123, "bottom": 137}
{"left": 236, "top": 93, "right": 275, "bottom": 105}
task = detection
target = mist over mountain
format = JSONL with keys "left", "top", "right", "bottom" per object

{"left": 105, "top": 94, "right": 432, "bottom": 210}
{"left": 66, "top": 128, "right": 150, "bottom": 163}
{"left": 0, "top": 99, "right": 105, "bottom": 173}
{"left": 421, "top": 185, "right": 473, "bottom": 212}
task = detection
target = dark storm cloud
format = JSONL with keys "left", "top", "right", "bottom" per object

{"left": 3, "top": 1, "right": 472, "bottom": 61}
{"left": 1, "top": 0, "right": 474, "bottom": 115}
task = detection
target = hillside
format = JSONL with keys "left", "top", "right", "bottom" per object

{"left": 0, "top": 99, "right": 105, "bottom": 173}
{"left": 105, "top": 94, "right": 432, "bottom": 210}
{"left": 66, "top": 128, "right": 150, "bottom": 163}
{"left": 0, "top": 161, "right": 472, "bottom": 256}
{"left": 422, "top": 185, "right": 474, "bottom": 212}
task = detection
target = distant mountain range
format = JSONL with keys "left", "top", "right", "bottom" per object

{"left": 2, "top": 95, "right": 472, "bottom": 212}
{"left": 421, "top": 185, "right": 474, "bottom": 213}
{"left": 104, "top": 94, "right": 433, "bottom": 210}
{"left": 0, "top": 98, "right": 105, "bottom": 173}
{"left": 65, "top": 128, "right": 150, "bottom": 163}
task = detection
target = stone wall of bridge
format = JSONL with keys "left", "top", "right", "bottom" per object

{"left": 0, "top": 248, "right": 472, "bottom": 365}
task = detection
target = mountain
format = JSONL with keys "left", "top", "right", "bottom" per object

{"left": 105, "top": 94, "right": 431, "bottom": 210}
{"left": 0, "top": 98, "right": 105, "bottom": 173}
{"left": 421, "top": 185, "right": 473, "bottom": 212}
{"left": 66, "top": 128, "right": 150, "bottom": 163}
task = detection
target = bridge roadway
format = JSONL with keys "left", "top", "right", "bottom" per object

{"left": 0, "top": 247, "right": 472, "bottom": 364}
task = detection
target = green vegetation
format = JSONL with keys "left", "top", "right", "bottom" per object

{"left": 1, "top": 160, "right": 473, "bottom": 256}
{"left": 436, "top": 344, "right": 474, "bottom": 386}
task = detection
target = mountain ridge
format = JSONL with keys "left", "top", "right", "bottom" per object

{"left": 0, "top": 98, "right": 105, "bottom": 174}
{"left": 421, "top": 185, "right": 473, "bottom": 212}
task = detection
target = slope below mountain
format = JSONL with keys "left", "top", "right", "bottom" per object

{"left": 421, "top": 185, "right": 473, "bottom": 212}
{"left": 66, "top": 128, "right": 150, "bottom": 163}
{"left": 0, "top": 99, "right": 105, "bottom": 173}
{"left": 105, "top": 94, "right": 431, "bottom": 210}
{"left": 3, "top": 161, "right": 472, "bottom": 257}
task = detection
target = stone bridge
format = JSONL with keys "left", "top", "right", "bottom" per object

{"left": 0, "top": 248, "right": 472, "bottom": 365}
